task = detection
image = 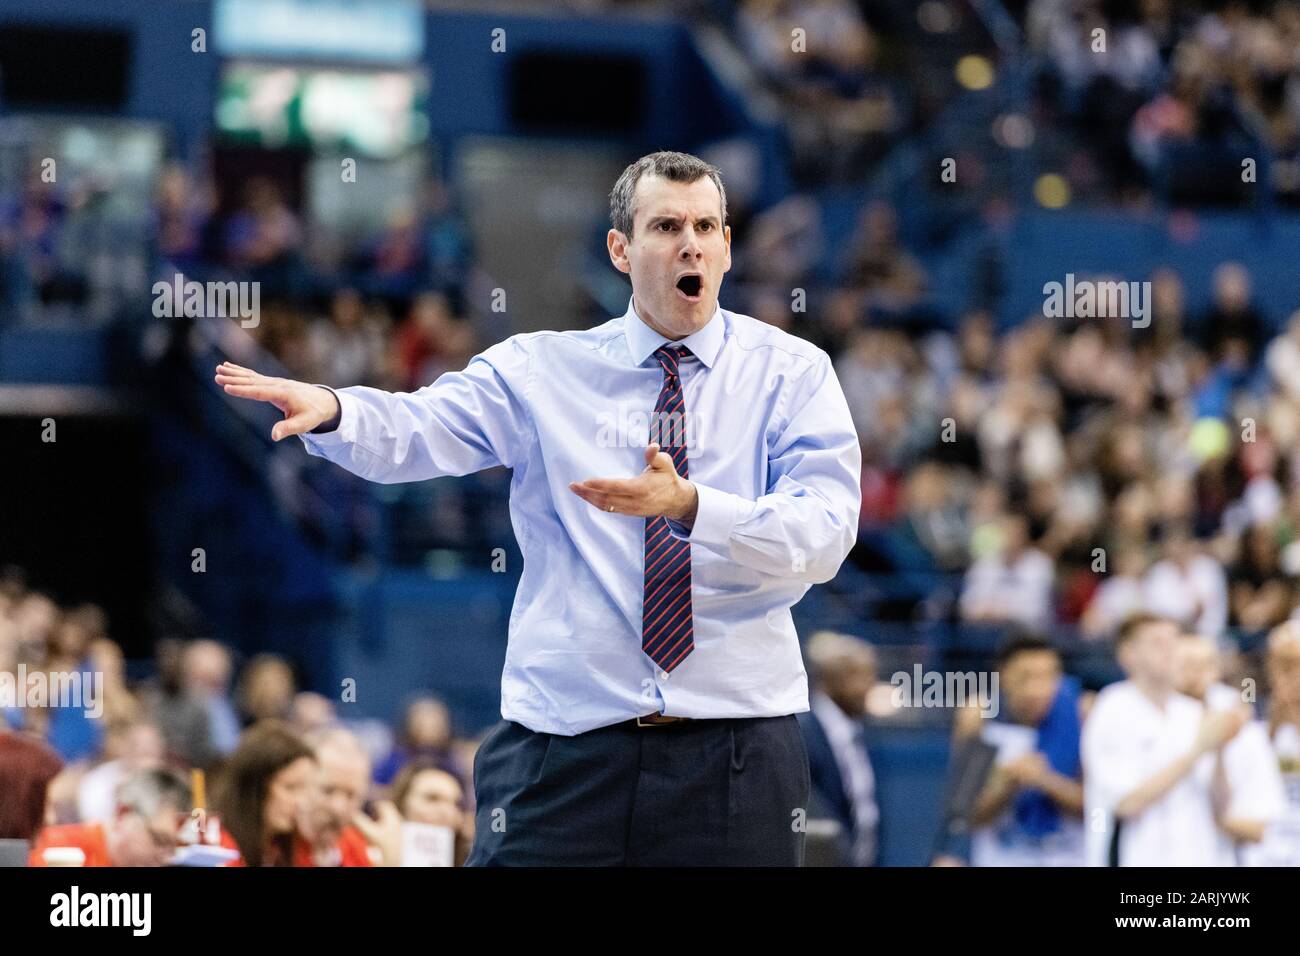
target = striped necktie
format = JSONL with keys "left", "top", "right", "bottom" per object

{"left": 642, "top": 344, "right": 694, "bottom": 673}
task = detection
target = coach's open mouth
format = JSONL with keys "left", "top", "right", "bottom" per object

{"left": 675, "top": 273, "right": 703, "bottom": 301}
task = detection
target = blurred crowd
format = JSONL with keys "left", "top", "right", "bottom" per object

{"left": 1, "top": 163, "right": 482, "bottom": 381}
{"left": 736, "top": 0, "right": 904, "bottom": 183}
{"left": 802, "top": 613, "right": 1300, "bottom": 867}
{"left": 716, "top": 167, "right": 1300, "bottom": 650}
{"left": 151, "top": 167, "right": 483, "bottom": 390}
{"left": 6, "top": 575, "right": 1300, "bottom": 867}
{"left": 1029, "top": 0, "right": 1300, "bottom": 204}
{"left": 0, "top": 574, "right": 477, "bottom": 866}
{"left": 829, "top": 252, "right": 1300, "bottom": 647}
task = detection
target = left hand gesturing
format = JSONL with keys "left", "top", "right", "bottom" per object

{"left": 569, "top": 443, "right": 698, "bottom": 524}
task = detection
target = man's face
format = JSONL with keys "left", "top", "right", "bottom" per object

{"left": 1175, "top": 638, "right": 1220, "bottom": 700}
{"left": 1121, "top": 620, "right": 1180, "bottom": 687}
{"left": 183, "top": 642, "right": 231, "bottom": 696}
{"left": 300, "top": 747, "right": 369, "bottom": 846}
{"left": 123, "top": 724, "right": 164, "bottom": 769}
{"left": 1002, "top": 650, "right": 1061, "bottom": 725}
{"left": 109, "top": 804, "right": 182, "bottom": 867}
{"left": 607, "top": 173, "right": 731, "bottom": 340}
{"left": 825, "top": 659, "right": 874, "bottom": 718}
{"left": 407, "top": 700, "right": 450, "bottom": 749}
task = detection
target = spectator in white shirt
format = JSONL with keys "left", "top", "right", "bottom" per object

{"left": 1175, "top": 632, "right": 1285, "bottom": 863}
{"left": 1245, "top": 621, "right": 1300, "bottom": 865}
{"left": 1082, "top": 613, "right": 1248, "bottom": 866}
{"left": 1142, "top": 525, "right": 1229, "bottom": 639}
{"left": 960, "top": 513, "right": 1055, "bottom": 631}
{"left": 76, "top": 721, "right": 166, "bottom": 824}
{"left": 1081, "top": 545, "right": 1148, "bottom": 640}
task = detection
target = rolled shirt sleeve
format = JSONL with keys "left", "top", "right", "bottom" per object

{"left": 299, "top": 336, "right": 532, "bottom": 483}
{"left": 668, "top": 351, "right": 861, "bottom": 585}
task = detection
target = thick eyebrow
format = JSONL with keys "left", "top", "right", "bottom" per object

{"left": 647, "top": 214, "right": 721, "bottom": 228}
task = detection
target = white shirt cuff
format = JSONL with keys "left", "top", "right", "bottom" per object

{"left": 300, "top": 386, "right": 357, "bottom": 449}
{"left": 671, "top": 481, "right": 739, "bottom": 552}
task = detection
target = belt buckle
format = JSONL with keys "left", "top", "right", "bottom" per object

{"left": 636, "top": 713, "right": 681, "bottom": 727}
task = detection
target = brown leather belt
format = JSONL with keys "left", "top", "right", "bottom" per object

{"left": 629, "top": 713, "right": 693, "bottom": 728}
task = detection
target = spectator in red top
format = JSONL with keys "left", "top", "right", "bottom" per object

{"left": 292, "top": 827, "right": 373, "bottom": 866}
{"left": 296, "top": 728, "right": 375, "bottom": 867}
{"left": 213, "top": 721, "right": 315, "bottom": 867}
{"left": 29, "top": 768, "right": 190, "bottom": 867}
{"left": 393, "top": 292, "right": 474, "bottom": 391}
{"left": 0, "top": 731, "right": 63, "bottom": 840}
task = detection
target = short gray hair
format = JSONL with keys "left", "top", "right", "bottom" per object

{"left": 609, "top": 150, "right": 727, "bottom": 239}
{"left": 805, "top": 630, "right": 877, "bottom": 681}
{"left": 305, "top": 725, "right": 368, "bottom": 764}
{"left": 115, "top": 768, "right": 191, "bottom": 818}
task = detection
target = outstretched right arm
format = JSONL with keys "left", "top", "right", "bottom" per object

{"left": 214, "top": 337, "right": 532, "bottom": 484}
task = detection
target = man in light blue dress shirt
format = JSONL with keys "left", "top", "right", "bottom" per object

{"left": 216, "top": 151, "right": 862, "bottom": 865}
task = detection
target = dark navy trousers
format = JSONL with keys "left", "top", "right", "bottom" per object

{"left": 465, "top": 715, "right": 811, "bottom": 866}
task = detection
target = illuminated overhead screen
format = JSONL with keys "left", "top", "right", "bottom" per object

{"left": 214, "top": 0, "right": 424, "bottom": 65}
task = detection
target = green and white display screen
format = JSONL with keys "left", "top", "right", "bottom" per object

{"left": 215, "top": 63, "right": 429, "bottom": 160}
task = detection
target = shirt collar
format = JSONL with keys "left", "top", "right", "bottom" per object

{"left": 621, "top": 294, "right": 725, "bottom": 369}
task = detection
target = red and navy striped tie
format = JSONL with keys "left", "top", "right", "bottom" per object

{"left": 642, "top": 344, "right": 694, "bottom": 673}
